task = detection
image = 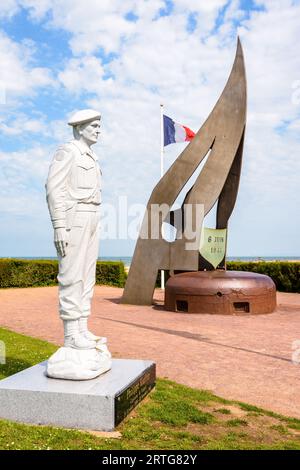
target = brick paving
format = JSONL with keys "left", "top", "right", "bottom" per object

{"left": 0, "top": 286, "right": 300, "bottom": 418}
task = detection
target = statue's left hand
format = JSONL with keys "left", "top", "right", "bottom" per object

{"left": 54, "top": 228, "right": 69, "bottom": 257}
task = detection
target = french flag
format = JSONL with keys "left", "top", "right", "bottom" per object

{"left": 163, "top": 115, "right": 195, "bottom": 146}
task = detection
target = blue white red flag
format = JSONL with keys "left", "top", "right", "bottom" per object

{"left": 163, "top": 115, "right": 195, "bottom": 146}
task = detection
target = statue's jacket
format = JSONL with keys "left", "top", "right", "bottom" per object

{"left": 45, "top": 140, "right": 101, "bottom": 230}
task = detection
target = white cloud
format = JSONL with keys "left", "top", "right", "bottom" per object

{"left": 1, "top": 0, "right": 300, "bottom": 256}
{"left": 174, "top": 0, "right": 227, "bottom": 12}
{"left": 48, "top": 119, "right": 72, "bottom": 143}
{"left": 0, "top": 31, "right": 53, "bottom": 103}
{"left": 19, "top": 0, "right": 53, "bottom": 20}
{"left": 58, "top": 57, "right": 105, "bottom": 94}
{"left": 0, "top": 0, "right": 20, "bottom": 18}
{"left": 0, "top": 113, "right": 73, "bottom": 145}
{"left": 0, "top": 146, "right": 50, "bottom": 216}
{"left": 254, "top": 0, "right": 295, "bottom": 10}
{"left": 18, "top": 0, "right": 227, "bottom": 56}
{"left": 19, "top": 0, "right": 164, "bottom": 55}
{"left": 0, "top": 113, "right": 47, "bottom": 135}
{"left": 62, "top": 1, "right": 300, "bottom": 256}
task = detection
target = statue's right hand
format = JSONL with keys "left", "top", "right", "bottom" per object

{"left": 54, "top": 228, "right": 69, "bottom": 257}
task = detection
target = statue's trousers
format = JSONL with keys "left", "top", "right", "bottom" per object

{"left": 57, "top": 208, "right": 100, "bottom": 321}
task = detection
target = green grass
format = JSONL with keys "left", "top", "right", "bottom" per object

{"left": 0, "top": 328, "right": 57, "bottom": 380}
{"left": 214, "top": 408, "right": 232, "bottom": 415}
{"left": 0, "top": 327, "right": 300, "bottom": 450}
{"left": 226, "top": 419, "right": 248, "bottom": 427}
{"left": 270, "top": 425, "right": 289, "bottom": 435}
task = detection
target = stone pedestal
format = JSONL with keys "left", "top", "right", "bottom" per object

{"left": 165, "top": 270, "right": 276, "bottom": 314}
{"left": 0, "top": 359, "right": 155, "bottom": 431}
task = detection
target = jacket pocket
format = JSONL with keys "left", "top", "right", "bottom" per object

{"left": 77, "top": 161, "right": 96, "bottom": 189}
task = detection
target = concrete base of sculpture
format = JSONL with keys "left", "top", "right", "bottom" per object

{"left": 165, "top": 270, "right": 277, "bottom": 314}
{"left": 0, "top": 359, "right": 156, "bottom": 431}
{"left": 46, "top": 346, "right": 112, "bottom": 380}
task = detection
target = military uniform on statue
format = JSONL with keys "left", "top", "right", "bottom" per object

{"left": 45, "top": 109, "right": 112, "bottom": 380}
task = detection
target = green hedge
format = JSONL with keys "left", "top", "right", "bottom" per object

{"left": 155, "top": 262, "right": 300, "bottom": 293}
{"left": 4, "top": 259, "right": 297, "bottom": 292}
{"left": 227, "top": 261, "right": 300, "bottom": 293}
{"left": 95, "top": 261, "right": 126, "bottom": 287}
{"left": 0, "top": 259, "right": 126, "bottom": 288}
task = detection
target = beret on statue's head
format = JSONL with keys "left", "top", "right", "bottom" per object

{"left": 68, "top": 109, "right": 101, "bottom": 126}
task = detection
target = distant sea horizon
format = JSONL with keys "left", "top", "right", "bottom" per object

{"left": 2, "top": 256, "right": 300, "bottom": 268}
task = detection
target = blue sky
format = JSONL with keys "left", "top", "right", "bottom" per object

{"left": 0, "top": 0, "right": 300, "bottom": 258}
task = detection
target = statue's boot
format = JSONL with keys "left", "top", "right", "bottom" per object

{"left": 95, "top": 336, "right": 112, "bottom": 358}
{"left": 63, "top": 319, "right": 96, "bottom": 349}
{"left": 79, "top": 317, "right": 101, "bottom": 341}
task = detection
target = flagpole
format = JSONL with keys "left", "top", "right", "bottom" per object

{"left": 160, "top": 103, "right": 165, "bottom": 290}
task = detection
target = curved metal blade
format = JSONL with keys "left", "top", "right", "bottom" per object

{"left": 122, "top": 38, "right": 247, "bottom": 305}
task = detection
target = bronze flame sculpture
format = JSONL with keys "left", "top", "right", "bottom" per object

{"left": 122, "top": 38, "right": 276, "bottom": 313}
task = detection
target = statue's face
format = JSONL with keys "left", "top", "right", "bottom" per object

{"left": 79, "top": 119, "right": 101, "bottom": 145}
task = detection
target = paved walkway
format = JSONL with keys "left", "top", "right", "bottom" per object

{"left": 1, "top": 286, "right": 300, "bottom": 419}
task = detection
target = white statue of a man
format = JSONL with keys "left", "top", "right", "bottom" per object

{"left": 45, "top": 109, "right": 111, "bottom": 380}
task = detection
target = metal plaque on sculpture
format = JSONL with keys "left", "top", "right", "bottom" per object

{"left": 115, "top": 364, "right": 156, "bottom": 425}
{"left": 199, "top": 227, "right": 227, "bottom": 269}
